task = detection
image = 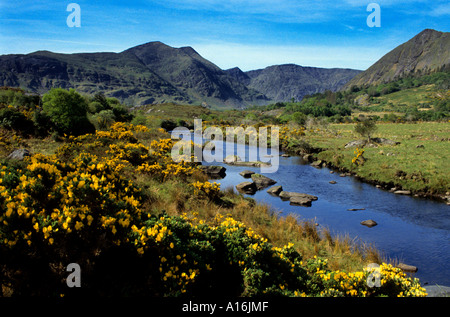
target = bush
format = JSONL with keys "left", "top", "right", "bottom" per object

{"left": 42, "top": 88, "right": 95, "bottom": 136}
{"left": 0, "top": 107, "right": 34, "bottom": 135}
{"left": 111, "top": 104, "right": 133, "bottom": 122}
{"left": 354, "top": 119, "right": 377, "bottom": 141}
{"left": 91, "top": 109, "right": 116, "bottom": 130}
{"left": 160, "top": 119, "right": 177, "bottom": 132}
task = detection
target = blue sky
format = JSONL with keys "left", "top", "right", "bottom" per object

{"left": 0, "top": 0, "right": 449, "bottom": 71}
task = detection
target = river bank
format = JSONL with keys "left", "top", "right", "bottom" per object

{"left": 281, "top": 122, "right": 450, "bottom": 204}
{"left": 300, "top": 153, "right": 450, "bottom": 204}
{"left": 204, "top": 134, "right": 450, "bottom": 287}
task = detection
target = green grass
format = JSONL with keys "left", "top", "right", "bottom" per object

{"left": 372, "top": 85, "right": 435, "bottom": 109}
{"left": 302, "top": 122, "right": 450, "bottom": 196}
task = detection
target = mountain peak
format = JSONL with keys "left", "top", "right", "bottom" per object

{"left": 345, "top": 28, "right": 450, "bottom": 88}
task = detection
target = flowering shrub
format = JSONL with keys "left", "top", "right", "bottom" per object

{"left": 136, "top": 138, "right": 198, "bottom": 181}
{"left": 0, "top": 152, "right": 145, "bottom": 249}
{"left": 304, "top": 257, "right": 427, "bottom": 297}
{"left": 191, "top": 181, "right": 221, "bottom": 200}
{"left": 351, "top": 147, "right": 365, "bottom": 166}
{"left": 129, "top": 213, "right": 309, "bottom": 296}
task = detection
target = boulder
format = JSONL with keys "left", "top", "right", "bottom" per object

{"left": 394, "top": 190, "right": 411, "bottom": 195}
{"left": 281, "top": 154, "right": 290, "bottom": 157}
{"left": 371, "top": 138, "right": 400, "bottom": 146}
{"left": 279, "top": 191, "right": 318, "bottom": 201}
{"left": 227, "top": 161, "right": 271, "bottom": 167}
{"left": 7, "top": 148, "right": 30, "bottom": 161}
{"left": 236, "top": 182, "right": 257, "bottom": 195}
{"left": 289, "top": 196, "right": 314, "bottom": 207}
{"left": 397, "top": 263, "right": 418, "bottom": 273}
{"left": 345, "top": 138, "right": 400, "bottom": 149}
{"left": 267, "top": 185, "right": 283, "bottom": 196}
{"left": 329, "top": 181, "right": 337, "bottom": 184}
{"left": 303, "top": 154, "right": 313, "bottom": 162}
{"left": 239, "top": 170, "right": 255, "bottom": 178}
{"left": 224, "top": 155, "right": 241, "bottom": 163}
{"left": 361, "top": 219, "right": 377, "bottom": 228}
{"left": 198, "top": 165, "right": 226, "bottom": 178}
{"left": 280, "top": 192, "right": 318, "bottom": 207}
{"left": 310, "top": 160, "right": 323, "bottom": 167}
{"left": 424, "top": 285, "right": 450, "bottom": 297}
{"left": 250, "top": 174, "right": 276, "bottom": 190}
{"left": 345, "top": 140, "right": 366, "bottom": 149}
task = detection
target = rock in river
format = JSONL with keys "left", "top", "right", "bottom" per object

{"left": 279, "top": 191, "right": 318, "bottom": 206}
{"left": 239, "top": 170, "right": 255, "bottom": 178}
{"left": 396, "top": 263, "right": 418, "bottom": 273}
{"left": 361, "top": 219, "right": 378, "bottom": 228}
{"left": 394, "top": 190, "right": 411, "bottom": 195}
{"left": 224, "top": 155, "right": 241, "bottom": 163}
{"left": 227, "top": 161, "right": 271, "bottom": 167}
{"left": 250, "top": 174, "right": 276, "bottom": 190}
{"left": 198, "top": 165, "right": 226, "bottom": 178}
{"left": 279, "top": 191, "right": 318, "bottom": 201}
{"left": 289, "top": 196, "right": 314, "bottom": 207}
{"left": 236, "top": 182, "right": 257, "bottom": 195}
{"left": 267, "top": 185, "right": 283, "bottom": 196}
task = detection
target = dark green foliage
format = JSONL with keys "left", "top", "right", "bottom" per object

{"left": 160, "top": 119, "right": 177, "bottom": 131}
{"left": 355, "top": 119, "right": 377, "bottom": 141}
{"left": 0, "top": 107, "right": 34, "bottom": 135}
{"left": 111, "top": 103, "right": 133, "bottom": 122}
{"left": 42, "top": 88, "right": 95, "bottom": 136}
{"left": 0, "top": 88, "right": 40, "bottom": 108}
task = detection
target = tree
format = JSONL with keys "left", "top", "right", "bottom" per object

{"left": 42, "top": 88, "right": 94, "bottom": 136}
{"left": 354, "top": 119, "right": 377, "bottom": 142}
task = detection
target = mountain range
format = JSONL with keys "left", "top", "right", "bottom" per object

{"left": 0, "top": 42, "right": 360, "bottom": 108}
{"left": 0, "top": 28, "right": 448, "bottom": 108}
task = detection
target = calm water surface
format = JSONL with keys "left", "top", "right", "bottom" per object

{"left": 202, "top": 138, "right": 450, "bottom": 286}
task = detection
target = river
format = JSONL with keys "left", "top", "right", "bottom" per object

{"left": 200, "top": 137, "right": 450, "bottom": 286}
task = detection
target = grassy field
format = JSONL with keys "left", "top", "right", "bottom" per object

{"left": 371, "top": 85, "right": 435, "bottom": 110}
{"left": 299, "top": 121, "right": 450, "bottom": 197}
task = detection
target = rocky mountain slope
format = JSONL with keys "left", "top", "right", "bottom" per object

{"left": 345, "top": 29, "right": 450, "bottom": 88}
{"left": 235, "top": 64, "right": 361, "bottom": 102}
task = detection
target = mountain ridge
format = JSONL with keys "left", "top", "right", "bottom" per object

{"left": 0, "top": 41, "right": 360, "bottom": 108}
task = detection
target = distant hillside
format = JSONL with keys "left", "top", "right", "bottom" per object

{"left": 345, "top": 29, "right": 450, "bottom": 89}
{"left": 240, "top": 64, "right": 361, "bottom": 102}
{"left": 0, "top": 42, "right": 360, "bottom": 108}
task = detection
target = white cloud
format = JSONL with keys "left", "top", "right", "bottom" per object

{"left": 429, "top": 3, "right": 450, "bottom": 16}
